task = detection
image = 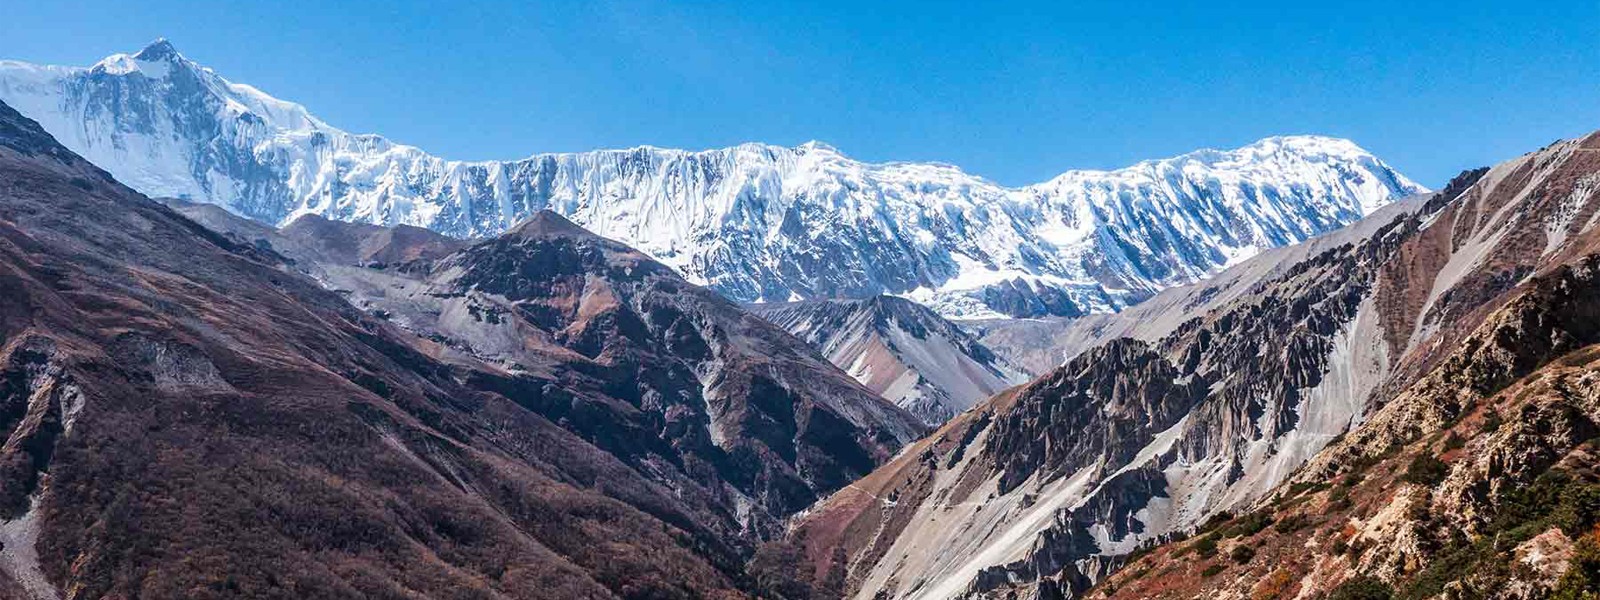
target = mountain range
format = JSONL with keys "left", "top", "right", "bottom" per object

{"left": 0, "top": 99, "right": 925, "bottom": 598}
{"left": 4, "top": 37, "right": 1598, "bottom": 600}
{"left": 776, "top": 132, "right": 1600, "bottom": 598}
{"left": 0, "top": 40, "right": 1425, "bottom": 319}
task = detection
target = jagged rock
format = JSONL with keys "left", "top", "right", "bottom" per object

{"left": 0, "top": 41, "right": 1423, "bottom": 319}
{"left": 0, "top": 99, "right": 922, "bottom": 597}
{"left": 793, "top": 132, "right": 1600, "bottom": 599}
{"left": 752, "top": 296, "right": 1028, "bottom": 425}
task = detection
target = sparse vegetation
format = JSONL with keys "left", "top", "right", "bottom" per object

{"left": 1273, "top": 513, "right": 1309, "bottom": 534}
{"left": 1347, "top": 538, "right": 1371, "bottom": 561}
{"left": 1395, "top": 467, "right": 1600, "bottom": 599}
{"left": 1400, "top": 453, "right": 1449, "bottom": 486}
{"left": 1328, "top": 575, "right": 1393, "bottom": 600}
{"left": 1200, "top": 511, "right": 1235, "bottom": 531}
{"left": 1194, "top": 534, "right": 1219, "bottom": 558}
{"left": 1328, "top": 485, "right": 1353, "bottom": 511}
{"left": 1251, "top": 568, "right": 1296, "bottom": 600}
{"left": 1221, "top": 511, "right": 1275, "bottom": 538}
{"left": 1330, "top": 537, "right": 1349, "bottom": 555}
{"left": 1229, "top": 545, "right": 1255, "bottom": 564}
{"left": 1201, "top": 563, "right": 1226, "bottom": 578}
{"left": 1480, "top": 408, "right": 1502, "bottom": 433}
{"left": 1442, "top": 431, "right": 1465, "bottom": 452}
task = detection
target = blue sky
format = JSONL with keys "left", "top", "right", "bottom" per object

{"left": 3, "top": 0, "right": 1597, "bottom": 187}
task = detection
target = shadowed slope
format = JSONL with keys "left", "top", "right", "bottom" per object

{"left": 0, "top": 100, "right": 919, "bottom": 599}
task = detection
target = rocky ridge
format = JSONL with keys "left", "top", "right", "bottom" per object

{"left": 781, "top": 131, "right": 1600, "bottom": 599}
{"left": 0, "top": 40, "right": 1425, "bottom": 319}
{"left": 0, "top": 99, "right": 922, "bottom": 598}
{"left": 752, "top": 296, "right": 1028, "bottom": 424}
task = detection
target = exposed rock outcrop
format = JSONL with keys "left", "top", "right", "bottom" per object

{"left": 753, "top": 296, "right": 1028, "bottom": 424}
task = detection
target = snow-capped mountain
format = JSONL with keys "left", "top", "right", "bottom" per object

{"left": 0, "top": 40, "right": 1427, "bottom": 318}
{"left": 782, "top": 130, "right": 1600, "bottom": 598}
{"left": 0, "top": 99, "right": 925, "bottom": 597}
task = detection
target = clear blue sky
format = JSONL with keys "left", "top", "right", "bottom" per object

{"left": 4, "top": 1, "right": 1597, "bottom": 187}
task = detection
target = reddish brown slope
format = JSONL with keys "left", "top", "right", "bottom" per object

{"left": 1095, "top": 133, "right": 1600, "bottom": 600}
{"left": 0, "top": 99, "right": 918, "bottom": 599}
{"left": 787, "top": 132, "right": 1600, "bottom": 600}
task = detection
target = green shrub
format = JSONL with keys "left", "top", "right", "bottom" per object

{"left": 1552, "top": 536, "right": 1600, "bottom": 600}
{"left": 1329, "top": 486, "right": 1353, "bottom": 511}
{"left": 1222, "top": 511, "right": 1275, "bottom": 538}
{"left": 1401, "top": 454, "right": 1449, "bottom": 486}
{"left": 1274, "top": 513, "right": 1310, "bottom": 534}
{"left": 1195, "top": 534, "right": 1219, "bottom": 558}
{"left": 1494, "top": 470, "right": 1600, "bottom": 536}
{"left": 1396, "top": 537, "right": 1499, "bottom": 600}
{"left": 1552, "top": 484, "right": 1600, "bottom": 536}
{"left": 1198, "top": 511, "right": 1235, "bottom": 533}
{"left": 1230, "top": 545, "right": 1256, "bottom": 564}
{"left": 1441, "top": 431, "right": 1465, "bottom": 452}
{"left": 1201, "top": 564, "right": 1226, "bottom": 578}
{"left": 1480, "top": 409, "right": 1502, "bottom": 433}
{"left": 1347, "top": 539, "right": 1370, "bottom": 560}
{"left": 1328, "top": 575, "right": 1393, "bottom": 600}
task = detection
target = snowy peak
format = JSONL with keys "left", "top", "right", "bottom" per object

{"left": 89, "top": 38, "right": 190, "bottom": 78}
{"left": 0, "top": 41, "right": 1427, "bottom": 319}
{"left": 133, "top": 38, "right": 180, "bottom": 62}
{"left": 786, "top": 131, "right": 1600, "bottom": 598}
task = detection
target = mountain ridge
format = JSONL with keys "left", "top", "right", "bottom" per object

{"left": 0, "top": 39, "right": 1426, "bottom": 319}
{"left": 0, "top": 97, "right": 924, "bottom": 598}
{"left": 752, "top": 296, "right": 1028, "bottom": 424}
{"left": 777, "top": 128, "right": 1600, "bottom": 598}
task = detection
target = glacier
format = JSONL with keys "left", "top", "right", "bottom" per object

{"left": 0, "top": 39, "right": 1427, "bottom": 318}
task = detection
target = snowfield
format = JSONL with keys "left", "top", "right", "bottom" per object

{"left": 0, "top": 39, "right": 1426, "bottom": 319}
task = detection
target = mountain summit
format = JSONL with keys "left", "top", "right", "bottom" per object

{"left": 0, "top": 96, "right": 930, "bottom": 597}
{"left": 0, "top": 41, "right": 1426, "bottom": 318}
{"left": 781, "top": 130, "right": 1600, "bottom": 599}
{"left": 132, "top": 37, "right": 180, "bottom": 61}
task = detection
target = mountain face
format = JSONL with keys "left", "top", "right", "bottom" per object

{"left": 0, "top": 40, "right": 1425, "bottom": 319}
{"left": 970, "top": 194, "right": 1434, "bottom": 374}
{"left": 778, "top": 130, "right": 1600, "bottom": 599}
{"left": 171, "top": 195, "right": 929, "bottom": 534}
{"left": 752, "top": 296, "right": 1028, "bottom": 424}
{"left": 1098, "top": 132, "right": 1600, "bottom": 600}
{"left": 0, "top": 99, "right": 921, "bottom": 598}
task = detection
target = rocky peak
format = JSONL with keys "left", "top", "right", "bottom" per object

{"left": 779, "top": 130, "right": 1600, "bottom": 599}
{"left": 753, "top": 295, "right": 1028, "bottom": 424}
{"left": 132, "top": 38, "right": 180, "bottom": 62}
{"left": 505, "top": 209, "right": 604, "bottom": 241}
{"left": 0, "top": 42, "right": 1424, "bottom": 319}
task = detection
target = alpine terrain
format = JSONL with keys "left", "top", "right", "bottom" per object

{"left": 0, "top": 99, "right": 924, "bottom": 598}
{"left": 753, "top": 296, "right": 1029, "bottom": 424}
{"left": 0, "top": 40, "right": 1425, "bottom": 319}
{"left": 776, "top": 131, "right": 1600, "bottom": 599}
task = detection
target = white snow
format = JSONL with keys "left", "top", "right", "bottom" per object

{"left": 0, "top": 41, "right": 1426, "bottom": 320}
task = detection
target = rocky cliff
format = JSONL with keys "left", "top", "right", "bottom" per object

{"left": 783, "top": 131, "right": 1600, "bottom": 599}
